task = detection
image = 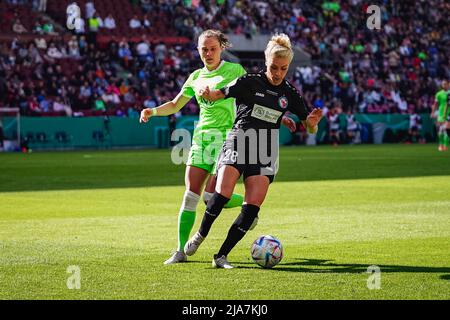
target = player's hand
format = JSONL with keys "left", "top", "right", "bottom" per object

{"left": 199, "top": 86, "right": 212, "bottom": 100}
{"left": 306, "top": 108, "right": 323, "bottom": 127}
{"left": 139, "top": 108, "right": 153, "bottom": 123}
{"left": 281, "top": 116, "right": 296, "bottom": 133}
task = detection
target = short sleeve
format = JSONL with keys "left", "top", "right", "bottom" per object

{"left": 180, "top": 71, "right": 197, "bottom": 98}
{"left": 236, "top": 64, "right": 246, "bottom": 78}
{"left": 221, "top": 74, "right": 251, "bottom": 100}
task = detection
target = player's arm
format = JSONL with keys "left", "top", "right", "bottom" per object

{"left": 199, "top": 86, "right": 225, "bottom": 102}
{"left": 289, "top": 90, "right": 322, "bottom": 134}
{"left": 281, "top": 114, "right": 296, "bottom": 132}
{"left": 301, "top": 108, "right": 323, "bottom": 134}
{"left": 430, "top": 99, "right": 437, "bottom": 118}
{"left": 139, "top": 91, "right": 190, "bottom": 123}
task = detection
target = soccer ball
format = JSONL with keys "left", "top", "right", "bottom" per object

{"left": 251, "top": 235, "right": 283, "bottom": 268}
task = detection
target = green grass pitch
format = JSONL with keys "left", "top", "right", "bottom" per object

{"left": 0, "top": 144, "right": 449, "bottom": 299}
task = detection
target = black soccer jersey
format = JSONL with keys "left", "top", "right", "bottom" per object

{"left": 221, "top": 72, "right": 310, "bottom": 131}
{"left": 215, "top": 72, "right": 311, "bottom": 182}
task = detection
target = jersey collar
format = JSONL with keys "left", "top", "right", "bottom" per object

{"left": 203, "top": 60, "right": 225, "bottom": 73}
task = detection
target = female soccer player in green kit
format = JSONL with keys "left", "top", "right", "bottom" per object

{"left": 140, "top": 30, "right": 296, "bottom": 264}
{"left": 431, "top": 80, "right": 450, "bottom": 151}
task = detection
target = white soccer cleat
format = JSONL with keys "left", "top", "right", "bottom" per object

{"left": 249, "top": 216, "right": 258, "bottom": 230}
{"left": 163, "top": 250, "right": 187, "bottom": 265}
{"left": 184, "top": 231, "right": 205, "bottom": 256}
{"left": 212, "top": 254, "right": 233, "bottom": 269}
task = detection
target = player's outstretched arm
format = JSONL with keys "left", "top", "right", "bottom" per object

{"left": 199, "top": 86, "right": 225, "bottom": 102}
{"left": 302, "top": 108, "right": 323, "bottom": 134}
{"left": 139, "top": 92, "right": 191, "bottom": 123}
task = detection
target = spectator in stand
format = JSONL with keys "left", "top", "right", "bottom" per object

{"left": 142, "top": 14, "right": 151, "bottom": 30}
{"left": 408, "top": 112, "right": 424, "bottom": 144}
{"left": 136, "top": 35, "right": 152, "bottom": 62}
{"left": 345, "top": 110, "right": 361, "bottom": 144}
{"left": 85, "top": 1, "right": 96, "bottom": 19}
{"left": 41, "top": 19, "right": 57, "bottom": 35}
{"left": 38, "top": 0, "right": 47, "bottom": 12}
{"left": 129, "top": 15, "right": 142, "bottom": 29}
{"left": 104, "top": 14, "right": 116, "bottom": 30}
{"left": 46, "top": 42, "right": 64, "bottom": 60}
{"left": 32, "top": 21, "right": 43, "bottom": 34}
{"left": 118, "top": 39, "right": 133, "bottom": 68}
{"left": 328, "top": 107, "right": 341, "bottom": 146}
{"left": 12, "top": 19, "right": 27, "bottom": 34}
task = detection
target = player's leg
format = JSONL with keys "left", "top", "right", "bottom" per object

{"left": 203, "top": 174, "right": 244, "bottom": 208}
{"left": 164, "top": 165, "right": 208, "bottom": 265}
{"left": 444, "top": 120, "right": 450, "bottom": 151}
{"left": 213, "top": 175, "right": 270, "bottom": 268}
{"left": 437, "top": 122, "right": 446, "bottom": 151}
{"left": 184, "top": 165, "right": 240, "bottom": 256}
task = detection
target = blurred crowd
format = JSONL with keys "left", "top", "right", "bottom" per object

{"left": 0, "top": 0, "right": 448, "bottom": 120}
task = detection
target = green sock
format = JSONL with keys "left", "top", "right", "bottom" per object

{"left": 444, "top": 133, "right": 449, "bottom": 147}
{"left": 224, "top": 193, "right": 244, "bottom": 209}
{"left": 177, "top": 210, "right": 196, "bottom": 251}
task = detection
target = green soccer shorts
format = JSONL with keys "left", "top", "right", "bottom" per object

{"left": 187, "top": 128, "right": 228, "bottom": 174}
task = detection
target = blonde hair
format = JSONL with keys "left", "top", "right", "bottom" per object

{"left": 198, "top": 29, "right": 232, "bottom": 49}
{"left": 264, "top": 33, "right": 294, "bottom": 62}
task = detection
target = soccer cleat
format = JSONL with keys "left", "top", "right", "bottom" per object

{"left": 184, "top": 231, "right": 205, "bottom": 256}
{"left": 248, "top": 216, "right": 259, "bottom": 230}
{"left": 163, "top": 251, "right": 187, "bottom": 265}
{"left": 212, "top": 254, "right": 233, "bottom": 269}
{"left": 438, "top": 145, "right": 444, "bottom": 151}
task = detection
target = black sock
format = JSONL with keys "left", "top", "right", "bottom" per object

{"left": 217, "top": 204, "right": 260, "bottom": 257}
{"left": 198, "top": 192, "right": 229, "bottom": 237}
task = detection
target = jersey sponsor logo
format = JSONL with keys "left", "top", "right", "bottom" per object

{"left": 266, "top": 90, "right": 278, "bottom": 96}
{"left": 278, "top": 96, "right": 288, "bottom": 109}
{"left": 255, "top": 92, "right": 265, "bottom": 97}
{"left": 192, "top": 75, "right": 224, "bottom": 96}
{"left": 251, "top": 104, "right": 283, "bottom": 124}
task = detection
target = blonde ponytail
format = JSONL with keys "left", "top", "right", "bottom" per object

{"left": 264, "top": 33, "right": 294, "bottom": 62}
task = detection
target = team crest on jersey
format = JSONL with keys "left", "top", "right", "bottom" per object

{"left": 278, "top": 96, "right": 288, "bottom": 109}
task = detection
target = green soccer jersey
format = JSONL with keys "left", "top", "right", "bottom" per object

{"left": 181, "top": 61, "right": 246, "bottom": 131}
{"left": 181, "top": 61, "right": 245, "bottom": 173}
{"left": 435, "top": 89, "right": 449, "bottom": 121}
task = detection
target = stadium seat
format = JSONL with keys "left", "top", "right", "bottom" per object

{"left": 54, "top": 131, "right": 72, "bottom": 149}
{"left": 92, "top": 130, "right": 107, "bottom": 148}
{"left": 35, "top": 132, "right": 50, "bottom": 149}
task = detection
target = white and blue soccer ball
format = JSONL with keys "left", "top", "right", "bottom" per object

{"left": 251, "top": 235, "right": 283, "bottom": 268}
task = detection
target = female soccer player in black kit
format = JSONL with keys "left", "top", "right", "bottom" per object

{"left": 184, "top": 34, "right": 323, "bottom": 268}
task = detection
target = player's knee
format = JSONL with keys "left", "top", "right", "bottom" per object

{"left": 203, "top": 191, "right": 213, "bottom": 205}
{"left": 206, "top": 192, "right": 230, "bottom": 217}
{"left": 234, "top": 204, "right": 260, "bottom": 231}
{"left": 180, "top": 190, "right": 200, "bottom": 212}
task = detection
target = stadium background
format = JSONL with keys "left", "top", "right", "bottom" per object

{"left": 0, "top": 0, "right": 447, "bottom": 150}
{"left": 0, "top": 0, "right": 449, "bottom": 301}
